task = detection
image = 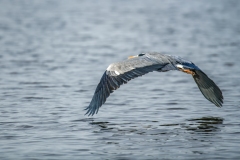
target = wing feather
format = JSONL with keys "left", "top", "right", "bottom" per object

{"left": 85, "top": 53, "right": 224, "bottom": 116}
{"left": 193, "top": 70, "right": 223, "bottom": 107}
{"left": 85, "top": 57, "right": 167, "bottom": 116}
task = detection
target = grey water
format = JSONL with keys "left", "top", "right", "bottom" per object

{"left": 0, "top": 0, "right": 240, "bottom": 159}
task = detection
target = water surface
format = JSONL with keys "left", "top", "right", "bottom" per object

{"left": 0, "top": 0, "right": 240, "bottom": 159}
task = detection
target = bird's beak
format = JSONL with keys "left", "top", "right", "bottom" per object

{"left": 128, "top": 55, "right": 137, "bottom": 59}
{"left": 176, "top": 64, "right": 195, "bottom": 75}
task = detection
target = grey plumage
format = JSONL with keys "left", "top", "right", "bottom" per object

{"left": 85, "top": 52, "right": 223, "bottom": 116}
{"left": 193, "top": 70, "right": 223, "bottom": 107}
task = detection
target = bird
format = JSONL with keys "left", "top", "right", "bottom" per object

{"left": 85, "top": 52, "right": 223, "bottom": 116}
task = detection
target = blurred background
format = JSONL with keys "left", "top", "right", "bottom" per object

{"left": 0, "top": 0, "right": 240, "bottom": 159}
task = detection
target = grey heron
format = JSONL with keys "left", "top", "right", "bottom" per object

{"left": 85, "top": 52, "right": 223, "bottom": 116}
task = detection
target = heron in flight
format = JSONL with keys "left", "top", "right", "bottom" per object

{"left": 85, "top": 52, "right": 223, "bottom": 116}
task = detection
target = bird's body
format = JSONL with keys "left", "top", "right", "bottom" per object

{"left": 85, "top": 52, "right": 223, "bottom": 116}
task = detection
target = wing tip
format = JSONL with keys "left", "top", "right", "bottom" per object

{"left": 84, "top": 106, "right": 96, "bottom": 116}
{"left": 193, "top": 70, "right": 224, "bottom": 108}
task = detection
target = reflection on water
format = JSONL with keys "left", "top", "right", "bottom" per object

{"left": 89, "top": 116, "right": 224, "bottom": 136}
{"left": 185, "top": 117, "right": 224, "bottom": 133}
{"left": 87, "top": 116, "right": 226, "bottom": 159}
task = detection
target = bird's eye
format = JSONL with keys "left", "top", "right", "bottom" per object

{"left": 138, "top": 53, "right": 145, "bottom": 57}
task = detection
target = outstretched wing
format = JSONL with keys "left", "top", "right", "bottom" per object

{"left": 85, "top": 55, "right": 172, "bottom": 116}
{"left": 193, "top": 70, "right": 223, "bottom": 107}
{"left": 85, "top": 52, "right": 224, "bottom": 116}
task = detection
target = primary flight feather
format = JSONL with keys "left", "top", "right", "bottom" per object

{"left": 85, "top": 52, "right": 223, "bottom": 116}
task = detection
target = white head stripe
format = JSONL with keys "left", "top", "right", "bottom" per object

{"left": 176, "top": 64, "right": 183, "bottom": 69}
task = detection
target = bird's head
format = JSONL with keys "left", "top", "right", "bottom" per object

{"left": 128, "top": 53, "right": 145, "bottom": 59}
{"left": 176, "top": 63, "right": 199, "bottom": 75}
